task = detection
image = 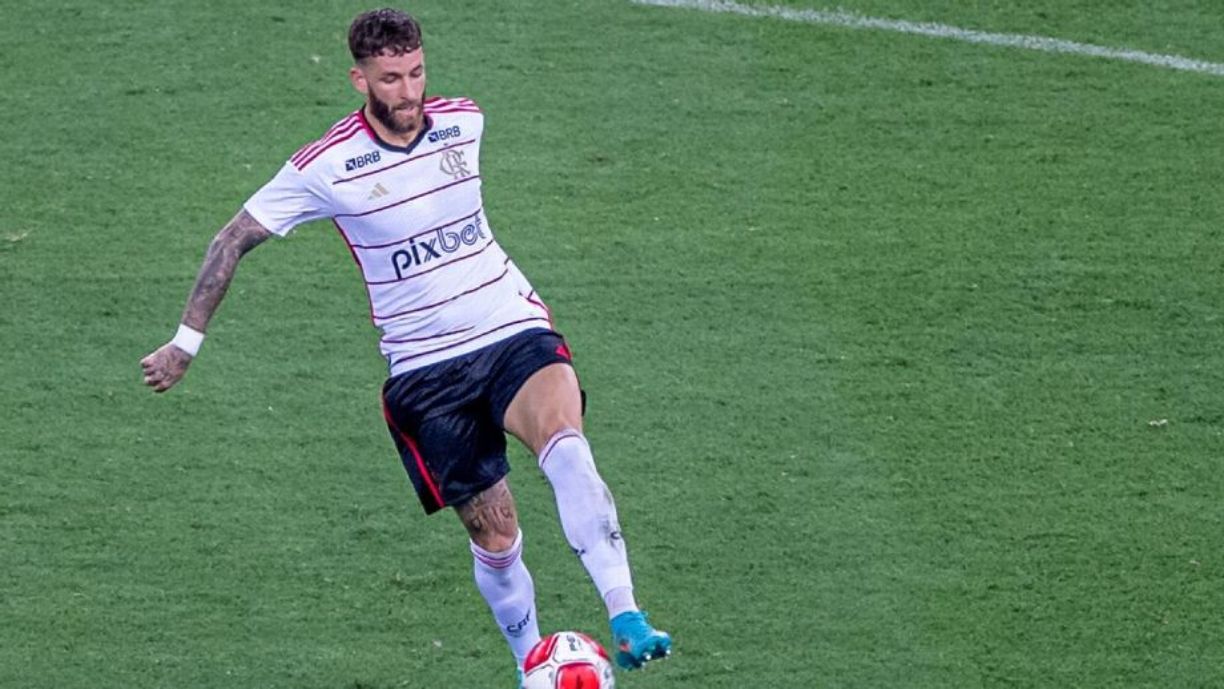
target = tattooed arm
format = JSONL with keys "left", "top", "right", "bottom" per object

{"left": 141, "top": 209, "right": 272, "bottom": 392}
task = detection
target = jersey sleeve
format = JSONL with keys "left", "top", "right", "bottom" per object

{"left": 243, "top": 162, "right": 332, "bottom": 236}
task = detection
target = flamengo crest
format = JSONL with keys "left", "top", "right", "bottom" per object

{"left": 439, "top": 149, "right": 471, "bottom": 180}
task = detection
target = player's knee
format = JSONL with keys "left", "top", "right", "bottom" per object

{"left": 505, "top": 365, "right": 583, "bottom": 453}
{"left": 538, "top": 428, "right": 591, "bottom": 468}
{"left": 531, "top": 416, "right": 582, "bottom": 455}
{"left": 541, "top": 433, "right": 612, "bottom": 501}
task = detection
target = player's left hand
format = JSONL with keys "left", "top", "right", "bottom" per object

{"left": 140, "top": 342, "right": 193, "bottom": 393}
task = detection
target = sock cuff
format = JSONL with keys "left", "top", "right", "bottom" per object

{"left": 602, "top": 585, "right": 638, "bottom": 619}
{"left": 470, "top": 529, "right": 523, "bottom": 570}
{"left": 538, "top": 428, "right": 588, "bottom": 469}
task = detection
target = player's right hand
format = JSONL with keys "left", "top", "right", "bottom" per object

{"left": 140, "top": 342, "right": 194, "bottom": 393}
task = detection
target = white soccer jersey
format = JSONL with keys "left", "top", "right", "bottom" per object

{"left": 244, "top": 97, "right": 553, "bottom": 375}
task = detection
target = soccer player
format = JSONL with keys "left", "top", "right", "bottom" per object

{"left": 139, "top": 7, "right": 670, "bottom": 685}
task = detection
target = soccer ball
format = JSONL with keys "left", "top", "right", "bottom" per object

{"left": 522, "top": 630, "right": 616, "bottom": 689}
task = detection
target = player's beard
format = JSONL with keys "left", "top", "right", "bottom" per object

{"left": 368, "top": 91, "right": 424, "bottom": 137}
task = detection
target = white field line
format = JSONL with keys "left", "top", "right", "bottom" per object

{"left": 630, "top": 0, "right": 1224, "bottom": 77}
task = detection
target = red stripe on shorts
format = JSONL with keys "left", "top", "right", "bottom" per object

{"left": 383, "top": 398, "right": 445, "bottom": 510}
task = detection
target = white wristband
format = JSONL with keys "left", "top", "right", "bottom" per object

{"left": 172, "top": 324, "right": 205, "bottom": 357}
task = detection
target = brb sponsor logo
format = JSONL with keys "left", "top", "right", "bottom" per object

{"left": 428, "top": 125, "right": 461, "bottom": 143}
{"left": 344, "top": 150, "right": 381, "bottom": 171}
{"left": 390, "top": 216, "right": 486, "bottom": 279}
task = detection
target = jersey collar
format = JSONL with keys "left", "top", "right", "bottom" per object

{"left": 358, "top": 108, "right": 433, "bottom": 156}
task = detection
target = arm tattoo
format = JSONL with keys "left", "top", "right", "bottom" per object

{"left": 181, "top": 209, "right": 272, "bottom": 331}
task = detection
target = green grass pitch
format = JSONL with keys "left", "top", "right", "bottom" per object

{"left": 2, "top": 1, "right": 1223, "bottom": 687}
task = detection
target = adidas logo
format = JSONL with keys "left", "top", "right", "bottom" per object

{"left": 367, "top": 183, "right": 390, "bottom": 201}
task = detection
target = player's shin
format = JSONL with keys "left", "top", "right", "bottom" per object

{"left": 471, "top": 530, "right": 540, "bottom": 668}
{"left": 538, "top": 429, "right": 639, "bottom": 619}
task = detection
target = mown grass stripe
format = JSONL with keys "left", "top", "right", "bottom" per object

{"left": 631, "top": 0, "right": 1224, "bottom": 77}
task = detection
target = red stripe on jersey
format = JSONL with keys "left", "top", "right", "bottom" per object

{"left": 328, "top": 111, "right": 361, "bottom": 134}
{"left": 320, "top": 112, "right": 360, "bottom": 140}
{"left": 373, "top": 267, "right": 510, "bottom": 321}
{"left": 427, "top": 98, "right": 476, "bottom": 107}
{"left": 365, "top": 238, "right": 496, "bottom": 285}
{"left": 302, "top": 114, "right": 360, "bottom": 148}
{"left": 334, "top": 175, "right": 481, "bottom": 219}
{"left": 291, "top": 116, "right": 360, "bottom": 166}
{"left": 356, "top": 108, "right": 378, "bottom": 140}
{"left": 296, "top": 121, "right": 362, "bottom": 166}
{"left": 332, "top": 219, "right": 377, "bottom": 324}
{"left": 424, "top": 96, "right": 475, "bottom": 107}
{"left": 426, "top": 101, "right": 479, "bottom": 110}
{"left": 381, "top": 325, "right": 475, "bottom": 345}
{"left": 290, "top": 113, "right": 358, "bottom": 161}
{"left": 426, "top": 107, "right": 481, "bottom": 115}
{"left": 292, "top": 121, "right": 361, "bottom": 169}
{"left": 332, "top": 138, "right": 478, "bottom": 185}
{"left": 350, "top": 208, "right": 482, "bottom": 250}
{"left": 524, "top": 291, "right": 555, "bottom": 328}
{"left": 387, "top": 317, "right": 552, "bottom": 369}
{"left": 295, "top": 127, "right": 363, "bottom": 170}
{"left": 425, "top": 101, "right": 479, "bottom": 113}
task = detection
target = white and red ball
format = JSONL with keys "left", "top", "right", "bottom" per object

{"left": 522, "top": 631, "right": 616, "bottom": 689}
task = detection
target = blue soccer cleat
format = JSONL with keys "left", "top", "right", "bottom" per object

{"left": 609, "top": 610, "right": 672, "bottom": 670}
{"left": 515, "top": 667, "right": 524, "bottom": 689}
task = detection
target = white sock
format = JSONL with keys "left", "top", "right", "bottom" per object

{"left": 471, "top": 530, "right": 540, "bottom": 667}
{"left": 539, "top": 429, "right": 638, "bottom": 619}
{"left": 603, "top": 586, "right": 639, "bottom": 619}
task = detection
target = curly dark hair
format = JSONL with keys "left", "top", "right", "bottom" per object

{"left": 348, "top": 8, "right": 423, "bottom": 61}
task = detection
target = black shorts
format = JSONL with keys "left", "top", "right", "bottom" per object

{"left": 381, "top": 328, "right": 577, "bottom": 514}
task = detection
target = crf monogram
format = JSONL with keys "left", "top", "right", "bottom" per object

{"left": 504, "top": 609, "right": 532, "bottom": 635}
{"left": 439, "top": 149, "right": 471, "bottom": 180}
{"left": 390, "top": 216, "right": 486, "bottom": 279}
